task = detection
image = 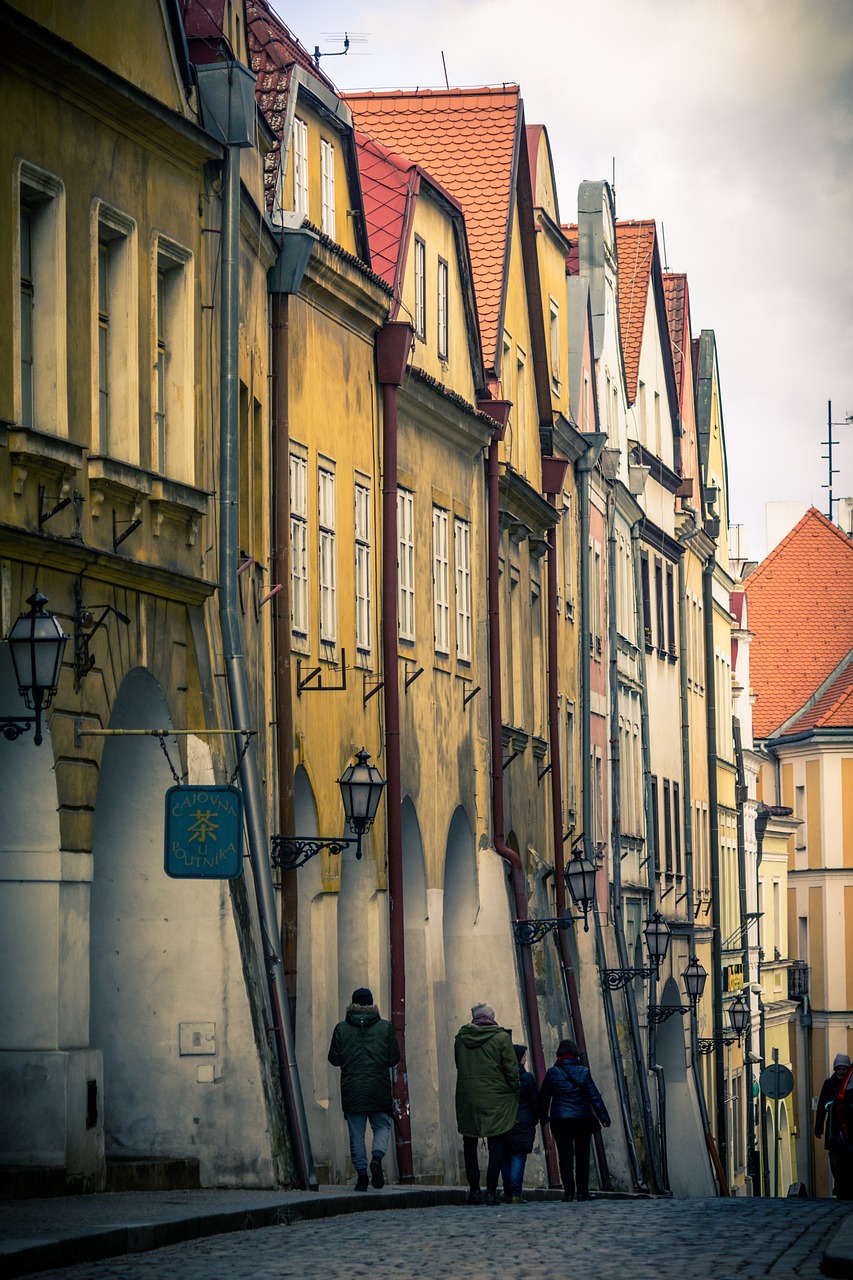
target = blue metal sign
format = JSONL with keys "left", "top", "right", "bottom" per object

{"left": 164, "top": 785, "right": 244, "bottom": 879}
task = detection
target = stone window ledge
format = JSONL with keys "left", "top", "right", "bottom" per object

{"left": 5, "top": 426, "right": 87, "bottom": 495}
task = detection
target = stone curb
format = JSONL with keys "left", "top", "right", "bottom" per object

{"left": 822, "top": 1212, "right": 853, "bottom": 1278}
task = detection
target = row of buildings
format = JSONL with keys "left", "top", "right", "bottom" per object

{"left": 1, "top": 0, "right": 851, "bottom": 1200}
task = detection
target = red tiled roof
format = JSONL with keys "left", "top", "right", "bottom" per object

{"left": 784, "top": 659, "right": 853, "bottom": 734}
{"left": 662, "top": 273, "right": 689, "bottom": 407}
{"left": 745, "top": 507, "right": 853, "bottom": 737}
{"left": 615, "top": 220, "right": 657, "bottom": 404}
{"left": 354, "top": 132, "right": 418, "bottom": 293}
{"left": 247, "top": 0, "right": 335, "bottom": 213}
{"left": 343, "top": 87, "right": 521, "bottom": 367}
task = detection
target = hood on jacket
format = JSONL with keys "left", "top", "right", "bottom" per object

{"left": 346, "top": 1003, "right": 380, "bottom": 1026}
{"left": 456, "top": 1023, "right": 511, "bottom": 1050}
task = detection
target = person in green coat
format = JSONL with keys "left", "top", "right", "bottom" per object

{"left": 454, "top": 1003, "right": 519, "bottom": 1205}
{"left": 328, "top": 987, "right": 400, "bottom": 1192}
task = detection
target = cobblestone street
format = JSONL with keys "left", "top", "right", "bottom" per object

{"left": 31, "top": 1198, "right": 852, "bottom": 1280}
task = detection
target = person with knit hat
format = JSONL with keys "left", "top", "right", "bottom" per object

{"left": 328, "top": 987, "right": 400, "bottom": 1192}
{"left": 454, "top": 1003, "right": 519, "bottom": 1206}
{"left": 539, "top": 1038, "right": 610, "bottom": 1201}
{"left": 817, "top": 1052, "right": 853, "bottom": 1197}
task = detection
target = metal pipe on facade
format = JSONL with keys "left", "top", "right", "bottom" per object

{"left": 218, "top": 143, "right": 315, "bottom": 1189}
{"left": 702, "top": 555, "right": 727, "bottom": 1176}
{"left": 485, "top": 420, "right": 559, "bottom": 1187}
{"left": 377, "top": 322, "right": 415, "bottom": 1182}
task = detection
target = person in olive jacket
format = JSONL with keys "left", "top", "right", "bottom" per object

{"left": 328, "top": 987, "right": 400, "bottom": 1192}
{"left": 454, "top": 1003, "right": 519, "bottom": 1206}
{"left": 539, "top": 1038, "right": 610, "bottom": 1201}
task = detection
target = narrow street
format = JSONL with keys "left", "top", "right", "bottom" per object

{"left": 31, "top": 1199, "right": 851, "bottom": 1280}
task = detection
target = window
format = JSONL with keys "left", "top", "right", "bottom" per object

{"left": 318, "top": 464, "right": 337, "bottom": 645}
{"left": 673, "top": 782, "right": 682, "bottom": 875}
{"left": 355, "top": 480, "right": 372, "bottom": 655}
{"left": 638, "top": 380, "right": 647, "bottom": 438}
{"left": 560, "top": 492, "right": 573, "bottom": 613}
{"left": 239, "top": 383, "right": 264, "bottom": 565}
{"left": 433, "top": 506, "right": 450, "bottom": 654}
{"left": 516, "top": 346, "right": 527, "bottom": 470}
{"left": 641, "top": 550, "right": 652, "bottom": 648}
{"left": 437, "top": 257, "right": 448, "bottom": 359}
{"left": 290, "top": 450, "right": 308, "bottom": 637}
{"left": 17, "top": 164, "right": 66, "bottom": 435}
{"left": 666, "top": 562, "right": 677, "bottom": 657}
{"left": 583, "top": 371, "right": 591, "bottom": 430}
{"left": 454, "top": 518, "right": 472, "bottom": 662}
{"left": 655, "top": 557, "right": 665, "bottom": 654}
{"left": 95, "top": 204, "right": 137, "bottom": 461}
{"left": 293, "top": 117, "right": 308, "bottom": 217}
{"left": 398, "top": 488, "right": 415, "bottom": 641}
{"left": 650, "top": 775, "right": 660, "bottom": 871}
{"left": 414, "top": 237, "right": 426, "bottom": 341}
{"left": 153, "top": 237, "right": 192, "bottom": 480}
{"left": 564, "top": 703, "right": 576, "bottom": 822}
{"left": 320, "top": 138, "right": 335, "bottom": 237}
{"left": 549, "top": 298, "right": 560, "bottom": 390}
{"left": 663, "top": 779, "right": 673, "bottom": 874}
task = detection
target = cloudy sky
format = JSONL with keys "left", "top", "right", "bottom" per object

{"left": 276, "top": 0, "right": 853, "bottom": 560}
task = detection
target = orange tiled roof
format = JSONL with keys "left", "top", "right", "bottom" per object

{"left": 662, "top": 273, "right": 688, "bottom": 407}
{"left": 247, "top": 0, "right": 336, "bottom": 214}
{"left": 343, "top": 87, "right": 521, "bottom": 367}
{"left": 355, "top": 131, "right": 418, "bottom": 293}
{"left": 784, "top": 659, "right": 853, "bottom": 734}
{"left": 615, "top": 220, "right": 657, "bottom": 404}
{"left": 744, "top": 507, "right": 853, "bottom": 737}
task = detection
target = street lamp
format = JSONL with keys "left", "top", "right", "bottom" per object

{"left": 2, "top": 590, "right": 68, "bottom": 745}
{"left": 728, "top": 993, "right": 750, "bottom": 1046}
{"left": 682, "top": 955, "right": 708, "bottom": 1010}
{"left": 564, "top": 846, "right": 597, "bottom": 932}
{"left": 271, "top": 748, "right": 386, "bottom": 870}
{"left": 643, "top": 910, "right": 672, "bottom": 973}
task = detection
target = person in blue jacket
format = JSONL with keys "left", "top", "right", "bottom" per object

{"left": 501, "top": 1044, "right": 539, "bottom": 1203}
{"left": 539, "top": 1038, "right": 610, "bottom": 1201}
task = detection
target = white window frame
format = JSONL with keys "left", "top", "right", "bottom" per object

{"left": 318, "top": 462, "right": 337, "bottom": 646}
{"left": 454, "top": 517, "right": 472, "bottom": 663}
{"left": 549, "top": 297, "right": 560, "bottom": 389}
{"left": 293, "top": 116, "right": 309, "bottom": 217}
{"left": 433, "top": 506, "right": 450, "bottom": 655}
{"left": 16, "top": 163, "right": 67, "bottom": 436}
{"left": 397, "top": 488, "right": 416, "bottom": 642}
{"left": 152, "top": 235, "right": 193, "bottom": 482}
{"left": 93, "top": 201, "right": 138, "bottom": 462}
{"left": 290, "top": 449, "right": 309, "bottom": 638}
{"left": 354, "top": 479, "right": 372, "bottom": 655}
{"left": 560, "top": 491, "right": 573, "bottom": 614}
{"left": 437, "top": 256, "right": 448, "bottom": 360}
{"left": 414, "top": 237, "right": 426, "bottom": 341}
{"left": 320, "top": 137, "right": 335, "bottom": 238}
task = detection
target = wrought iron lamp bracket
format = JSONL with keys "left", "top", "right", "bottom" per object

{"left": 697, "top": 1036, "right": 736, "bottom": 1055}
{"left": 601, "top": 967, "right": 653, "bottom": 991}
{"left": 0, "top": 716, "right": 36, "bottom": 741}
{"left": 512, "top": 914, "right": 587, "bottom": 945}
{"left": 271, "top": 834, "right": 360, "bottom": 870}
{"left": 648, "top": 1004, "right": 690, "bottom": 1024}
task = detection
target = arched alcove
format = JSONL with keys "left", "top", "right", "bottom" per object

{"left": 656, "top": 975, "right": 714, "bottom": 1197}
{"left": 443, "top": 806, "right": 478, "bottom": 1025}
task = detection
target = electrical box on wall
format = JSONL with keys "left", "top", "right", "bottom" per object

{"left": 179, "top": 1022, "right": 216, "bottom": 1056}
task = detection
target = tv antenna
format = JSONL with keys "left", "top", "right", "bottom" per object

{"left": 822, "top": 399, "right": 852, "bottom": 520}
{"left": 313, "top": 32, "right": 369, "bottom": 68}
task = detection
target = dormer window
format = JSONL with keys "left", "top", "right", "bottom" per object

{"left": 414, "top": 237, "right": 426, "bottom": 341}
{"left": 320, "top": 138, "right": 335, "bottom": 238}
{"left": 437, "top": 257, "right": 448, "bottom": 360}
{"left": 293, "top": 117, "right": 308, "bottom": 217}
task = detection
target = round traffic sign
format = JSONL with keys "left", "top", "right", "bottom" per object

{"left": 759, "top": 1063, "right": 794, "bottom": 1099}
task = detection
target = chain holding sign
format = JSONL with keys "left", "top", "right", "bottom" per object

{"left": 164, "top": 785, "right": 244, "bottom": 879}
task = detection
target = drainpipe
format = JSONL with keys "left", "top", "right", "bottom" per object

{"left": 377, "top": 321, "right": 415, "bottom": 1182}
{"left": 754, "top": 804, "right": 771, "bottom": 1196}
{"left": 703, "top": 555, "right": 727, "bottom": 1178}
{"left": 482, "top": 402, "right": 559, "bottom": 1187}
{"left": 218, "top": 140, "right": 315, "bottom": 1188}
{"left": 543, "top": 457, "right": 611, "bottom": 1191}
{"left": 604, "top": 488, "right": 648, "bottom": 1191}
{"left": 733, "top": 718, "right": 757, "bottom": 1190}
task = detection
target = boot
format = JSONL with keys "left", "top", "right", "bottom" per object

{"left": 354, "top": 1172, "right": 369, "bottom": 1192}
{"left": 466, "top": 1187, "right": 482, "bottom": 1205}
{"left": 370, "top": 1156, "right": 385, "bottom": 1189}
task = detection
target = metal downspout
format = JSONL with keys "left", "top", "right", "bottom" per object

{"left": 630, "top": 521, "right": 665, "bottom": 1194}
{"left": 545, "top": 475, "right": 611, "bottom": 1190}
{"left": 603, "top": 489, "right": 647, "bottom": 1190}
{"left": 218, "top": 146, "right": 315, "bottom": 1188}
{"left": 486, "top": 425, "right": 559, "bottom": 1187}
{"left": 702, "top": 555, "right": 727, "bottom": 1177}
{"left": 733, "top": 718, "right": 758, "bottom": 1189}
{"left": 377, "top": 322, "right": 415, "bottom": 1182}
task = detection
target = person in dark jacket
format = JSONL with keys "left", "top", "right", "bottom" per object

{"left": 328, "top": 987, "right": 400, "bottom": 1191}
{"left": 539, "top": 1038, "right": 610, "bottom": 1201}
{"left": 454, "top": 1003, "right": 519, "bottom": 1206}
{"left": 817, "top": 1053, "right": 853, "bottom": 1197}
{"left": 501, "top": 1044, "right": 539, "bottom": 1203}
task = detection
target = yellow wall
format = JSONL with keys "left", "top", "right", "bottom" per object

{"left": 844, "top": 758, "right": 853, "bottom": 868}
{"left": 807, "top": 759, "right": 822, "bottom": 869}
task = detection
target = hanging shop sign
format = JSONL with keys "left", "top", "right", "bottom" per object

{"left": 164, "top": 785, "right": 244, "bottom": 879}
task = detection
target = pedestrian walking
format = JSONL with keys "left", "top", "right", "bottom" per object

{"left": 454, "top": 1002, "right": 519, "bottom": 1206}
{"left": 501, "top": 1044, "right": 539, "bottom": 1204}
{"left": 328, "top": 987, "right": 400, "bottom": 1191}
{"left": 539, "top": 1038, "right": 610, "bottom": 1201}
{"left": 817, "top": 1053, "right": 853, "bottom": 1198}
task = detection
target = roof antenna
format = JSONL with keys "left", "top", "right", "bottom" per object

{"left": 661, "top": 221, "right": 669, "bottom": 271}
{"left": 313, "top": 32, "right": 369, "bottom": 68}
{"left": 441, "top": 50, "right": 450, "bottom": 89}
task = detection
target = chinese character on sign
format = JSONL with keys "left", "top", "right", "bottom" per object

{"left": 164, "top": 786, "right": 243, "bottom": 879}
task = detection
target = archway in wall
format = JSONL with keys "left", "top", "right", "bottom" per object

{"left": 656, "top": 975, "right": 714, "bottom": 1197}
{"left": 401, "top": 798, "right": 437, "bottom": 1174}
{"left": 438, "top": 806, "right": 478, "bottom": 1181}
{"left": 779, "top": 1101, "right": 793, "bottom": 1193}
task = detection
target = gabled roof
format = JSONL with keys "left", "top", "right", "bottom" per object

{"left": 782, "top": 657, "right": 853, "bottom": 735}
{"left": 745, "top": 507, "right": 853, "bottom": 738}
{"left": 662, "top": 273, "right": 689, "bottom": 408}
{"left": 614, "top": 220, "right": 656, "bottom": 404}
{"left": 343, "top": 86, "right": 521, "bottom": 368}
{"left": 355, "top": 132, "right": 418, "bottom": 292}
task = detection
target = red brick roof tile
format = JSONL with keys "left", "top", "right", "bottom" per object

{"left": 355, "top": 132, "right": 417, "bottom": 292}
{"left": 343, "top": 87, "right": 521, "bottom": 367}
{"left": 784, "top": 659, "right": 853, "bottom": 734}
{"left": 744, "top": 507, "right": 853, "bottom": 737}
{"left": 615, "top": 220, "right": 657, "bottom": 404}
{"left": 662, "top": 273, "right": 689, "bottom": 406}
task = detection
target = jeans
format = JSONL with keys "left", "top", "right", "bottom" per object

{"left": 463, "top": 1133, "right": 508, "bottom": 1194}
{"left": 550, "top": 1118, "right": 592, "bottom": 1197}
{"left": 346, "top": 1110, "right": 393, "bottom": 1173}
{"left": 501, "top": 1150, "right": 528, "bottom": 1197}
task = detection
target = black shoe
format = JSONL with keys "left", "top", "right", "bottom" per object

{"left": 370, "top": 1157, "right": 385, "bottom": 1189}
{"left": 484, "top": 1190, "right": 500, "bottom": 1206}
{"left": 466, "top": 1188, "right": 482, "bottom": 1205}
{"left": 576, "top": 1192, "right": 597, "bottom": 1201}
{"left": 354, "top": 1172, "right": 369, "bottom": 1192}
{"left": 562, "top": 1191, "right": 575, "bottom": 1201}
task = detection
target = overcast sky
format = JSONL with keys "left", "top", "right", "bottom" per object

{"left": 276, "top": 0, "right": 853, "bottom": 560}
